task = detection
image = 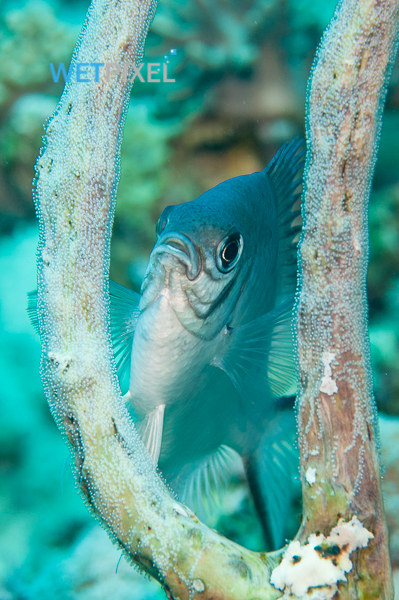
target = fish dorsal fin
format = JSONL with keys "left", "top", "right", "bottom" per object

{"left": 109, "top": 280, "right": 140, "bottom": 391}
{"left": 265, "top": 137, "right": 305, "bottom": 302}
{"left": 214, "top": 299, "right": 297, "bottom": 401}
{"left": 177, "top": 445, "right": 239, "bottom": 518}
{"left": 137, "top": 404, "right": 166, "bottom": 464}
{"left": 212, "top": 140, "right": 304, "bottom": 404}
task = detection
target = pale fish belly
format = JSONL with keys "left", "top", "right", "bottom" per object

{"left": 128, "top": 292, "right": 207, "bottom": 417}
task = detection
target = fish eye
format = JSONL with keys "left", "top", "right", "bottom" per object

{"left": 156, "top": 206, "right": 172, "bottom": 238}
{"left": 216, "top": 233, "right": 243, "bottom": 273}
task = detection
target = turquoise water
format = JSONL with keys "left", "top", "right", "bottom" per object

{"left": 1, "top": 1, "right": 399, "bottom": 597}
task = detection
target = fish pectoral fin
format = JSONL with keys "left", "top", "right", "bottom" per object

{"left": 27, "top": 280, "right": 140, "bottom": 394}
{"left": 137, "top": 404, "right": 166, "bottom": 465}
{"left": 27, "top": 289, "right": 40, "bottom": 334}
{"left": 266, "top": 300, "right": 298, "bottom": 397}
{"left": 109, "top": 280, "right": 140, "bottom": 391}
{"left": 213, "top": 299, "right": 297, "bottom": 400}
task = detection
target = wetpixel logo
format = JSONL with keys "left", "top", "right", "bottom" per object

{"left": 49, "top": 60, "right": 176, "bottom": 84}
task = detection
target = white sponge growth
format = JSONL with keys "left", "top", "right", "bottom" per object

{"left": 320, "top": 352, "right": 338, "bottom": 395}
{"left": 271, "top": 516, "right": 373, "bottom": 598}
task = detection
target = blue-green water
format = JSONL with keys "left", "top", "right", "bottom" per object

{"left": 1, "top": 1, "right": 399, "bottom": 597}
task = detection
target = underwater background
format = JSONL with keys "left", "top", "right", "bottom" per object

{"left": 1, "top": 0, "right": 399, "bottom": 598}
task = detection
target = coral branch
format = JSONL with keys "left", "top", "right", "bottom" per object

{"left": 33, "top": 1, "right": 279, "bottom": 598}
{"left": 295, "top": 0, "right": 399, "bottom": 597}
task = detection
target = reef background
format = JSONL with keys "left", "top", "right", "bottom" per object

{"left": 1, "top": 1, "right": 399, "bottom": 598}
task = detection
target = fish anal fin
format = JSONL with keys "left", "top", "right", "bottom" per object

{"left": 175, "top": 445, "right": 239, "bottom": 519}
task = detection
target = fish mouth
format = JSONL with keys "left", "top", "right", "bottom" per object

{"left": 151, "top": 232, "right": 201, "bottom": 281}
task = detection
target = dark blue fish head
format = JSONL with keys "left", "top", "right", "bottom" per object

{"left": 140, "top": 169, "right": 281, "bottom": 340}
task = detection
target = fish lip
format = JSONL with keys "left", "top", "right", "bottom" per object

{"left": 152, "top": 232, "right": 201, "bottom": 281}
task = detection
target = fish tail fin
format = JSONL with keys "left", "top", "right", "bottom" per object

{"left": 243, "top": 401, "right": 300, "bottom": 550}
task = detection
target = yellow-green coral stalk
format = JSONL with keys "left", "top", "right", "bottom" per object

{"left": 295, "top": 0, "right": 398, "bottom": 597}
{"left": 33, "top": 0, "right": 279, "bottom": 598}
